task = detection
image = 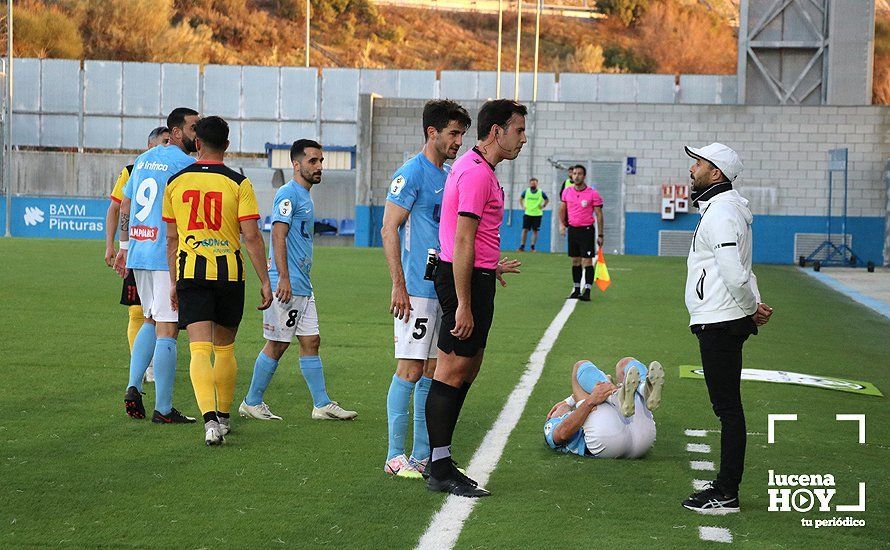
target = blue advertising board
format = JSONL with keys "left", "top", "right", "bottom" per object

{"left": 10, "top": 196, "right": 108, "bottom": 239}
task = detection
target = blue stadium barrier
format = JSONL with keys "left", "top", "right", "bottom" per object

{"left": 339, "top": 218, "right": 355, "bottom": 236}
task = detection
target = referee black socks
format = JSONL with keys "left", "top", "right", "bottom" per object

{"left": 584, "top": 266, "right": 594, "bottom": 290}
{"left": 426, "top": 379, "right": 473, "bottom": 479}
{"left": 572, "top": 265, "right": 582, "bottom": 288}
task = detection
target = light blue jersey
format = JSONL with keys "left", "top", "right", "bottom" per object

{"left": 544, "top": 413, "right": 587, "bottom": 456}
{"left": 386, "top": 153, "right": 447, "bottom": 300}
{"left": 124, "top": 145, "right": 195, "bottom": 270}
{"left": 269, "top": 180, "right": 314, "bottom": 296}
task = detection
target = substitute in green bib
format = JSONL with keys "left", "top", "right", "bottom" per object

{"left": 519, "top": 177, "right": 549, "bottom": 251}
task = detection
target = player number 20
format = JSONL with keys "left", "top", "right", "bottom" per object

{"left": 183, "top": 190, "right": 223, "bottom": 231}
{"left": 412, "top": 317, "right": 429, "bottom": 339}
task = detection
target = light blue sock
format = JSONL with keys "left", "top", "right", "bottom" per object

{"left": 127, "top": 323, "right": 156, "bottom": 391}
{"left": 299, "top": 355, "right": 331, "bottom": 408}
{"left": 153, "top": 337, "right": 177, "bottom": 415}
{"left": 386, "top": 375, "right": 416, "bottom": 460}
{"left": 626, "top": 359, "right": 648, "bottom": 392}
{"left": 245, "top": 352, "right": 279, "bottom": 406}
{"left": 411, "top": 376, "right": 433, "bottom": 461}
{"left": 576, "top": 360, "right": 609, "bottom": 393}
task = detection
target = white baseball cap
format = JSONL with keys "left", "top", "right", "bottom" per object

{"left": 685, "top": 142, "right": 744, "bottom": 182}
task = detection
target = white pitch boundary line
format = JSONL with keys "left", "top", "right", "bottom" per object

{"left": 699, "top": 526, "right": 733, "bottom": 543}
{"left": 692, "top": 479, "right": 711, "bottom": 491}
{"left": 686, "top": 443, "right": 711, "bottom": 454}
{"left": 415, "top": 299, "right": 579, "bottom": 550}
{"left": 690, "top": 460, "right": 715, "bottom": 471}
{"left": 685, "top": 429, "right": 708, "bottom": 437}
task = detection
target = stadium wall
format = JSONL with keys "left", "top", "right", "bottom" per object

{"left": 358, "top": 97, "right": 889, "bottom": 265}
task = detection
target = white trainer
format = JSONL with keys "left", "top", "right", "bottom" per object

{"left": 618, "top": 365, "right": 640, "bottom": 417}
{"left": 218, "top": 416, "right": 231, "bottom": 436}
{"left": 645, "top": 361, "right": 666, "bottom": 411}
{"left": 144, "top": 363, "right": 155, "bottom": 383}
{"left": 204, "top": 421, "right": 224, "bottom": 446}
{"left": 311, "top": 401, "right": 357, "bottom": 420}
{"left": 239, "top": 400, "right": 283, "bottom": 421}
{"left": 384, "top": 454, "right": 411, "bottom": 476}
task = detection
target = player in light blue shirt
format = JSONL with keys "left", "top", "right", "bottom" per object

{"left": 380, "top": 100, "right": 471, "bottom": 478}
{"left": 114, "top": 107, "right": 199, "bottom": 425}
{"left": 241, "top": 140, "right": 357, "bottom": 422}
{"left": 545, "top": 358, "right": 664, "bottom": 459}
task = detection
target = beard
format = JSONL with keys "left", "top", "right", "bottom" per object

{"left": 182, "top": 136, "right": 198, "bottom": 153}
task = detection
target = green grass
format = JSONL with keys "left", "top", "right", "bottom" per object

{"left": 0, "top": 239, "right": 887, "bottom": 548}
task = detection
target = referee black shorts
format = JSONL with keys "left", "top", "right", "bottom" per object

{"left": 567, "top": 225, "right": 596, "bottom": 258}
{"left": 176, "top": 278, "right": 245, "bottom": 330}
{"left": 434, "top": 261, "right": 497, "bottom": 358}
{"left": 120, "top": 270, "right": 141, "bottom": 306}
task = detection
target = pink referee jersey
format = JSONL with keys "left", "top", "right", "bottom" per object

{"left": 439, "top": 147, "right": 504, "bottom": 270}
{"left": 561, "top": 185, "right": 603, "bottom": 227}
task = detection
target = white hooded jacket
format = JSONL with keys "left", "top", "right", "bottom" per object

{"left": 685, "top": 185, "right": 761, "bottom": 326}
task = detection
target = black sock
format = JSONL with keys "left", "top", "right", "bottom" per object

{"left": 216, "top": 411, "right": 230, "bottom": 419}
{"left": 572, "top": 265, "right": 582, "bottom": 288}
{"left": 584, "top": 266, "right": 594, "bottom": 290}
{"left": 426, "top": 380, "right": 463, "bottom": 478}
{"left": 202, "top": 411, "right": 218, "bottom": 423}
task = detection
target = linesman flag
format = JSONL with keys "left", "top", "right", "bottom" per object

{"left": 594, "top": 249, "right": 611, "bottom": 292}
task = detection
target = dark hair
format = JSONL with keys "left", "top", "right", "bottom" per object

{"left": 166, "top": 107, "right": 199, "bottom": 131}
{"left": 530, "top": 177, "right": 538, "bottom": 182}
{"left": 477, "top": 99, "right": 527, "bottom": 141}
{"left": 148, "top": 126, "right": 169, "bottom": 141}
{"left": 574, "top": 164, "right": 587, "bottom": 176}
{"left": 290, "top": 139, "right": 323, "bottom": 162}
{"left": 422, "top": 99, "right": 471, "bottom": 140}
{"left": 195, "top": 116, "right": 229, "bottom": 151}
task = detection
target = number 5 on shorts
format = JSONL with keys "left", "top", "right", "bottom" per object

{"left": 412, "top": 317, "right": 429, "bottom": 339}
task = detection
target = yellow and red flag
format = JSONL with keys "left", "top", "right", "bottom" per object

{"left": 594, "top": 249, "right": 611, "bottom": 292}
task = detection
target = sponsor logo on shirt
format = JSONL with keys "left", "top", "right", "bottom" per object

{"left": 130, "top": 225, "right": 158, "bottom": 241}
{"left": 136, "top": 161, "right": 169, "bottom": 171}
{"left": 185, "top": 235, "right": 230, "bottom": 250}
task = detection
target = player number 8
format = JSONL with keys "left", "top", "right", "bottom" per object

{"left": 285, "top": 309, "right": 299, "bottom": 328}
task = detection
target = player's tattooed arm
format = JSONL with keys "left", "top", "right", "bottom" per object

{"left": 119, "top": 212, "right": 129, "bottom": 234}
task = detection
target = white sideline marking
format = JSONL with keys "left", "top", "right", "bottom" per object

{"left": 692, "top": 479, "right": 711, "bottom": 491}
{"left": 686, "top": 443, "right": 711, "bottom": 454}
{"left": 685, "top": 429, "right": 708, "bottom": 437}
{"left": 699, "top": 526, "right": 733, "bottom": 543}
{"left": 415, "top": 299, "right": 578, "bottom": 550}
{"left": 690, "top": 461, "right": 715, "bottom": 471}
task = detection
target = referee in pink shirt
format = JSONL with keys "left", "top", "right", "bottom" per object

{"left": 559, "top": 166, "right": 604, "bottom": 301}
{"left": 424, "top": 99, "right": 525, "bottom": 497}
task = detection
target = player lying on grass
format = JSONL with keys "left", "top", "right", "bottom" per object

{"left": 544, "top": 358, "right": 665, "bottom": 458}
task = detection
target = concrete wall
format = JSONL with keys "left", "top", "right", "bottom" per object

{"left": 358, "top": 97, "right": 889, "bottom": 265}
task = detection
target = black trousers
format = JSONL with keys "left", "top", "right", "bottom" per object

{"left": 692, "top": 316, "right": 757, "bottom": 495}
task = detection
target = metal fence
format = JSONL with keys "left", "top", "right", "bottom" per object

{"left": 5, "top": 58, "right": 738, "bottom": 153}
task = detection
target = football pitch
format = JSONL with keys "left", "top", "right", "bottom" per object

{"left": 1, "top": 238, "right": 887, "bottom": 548}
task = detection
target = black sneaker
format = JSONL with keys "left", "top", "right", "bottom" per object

{"left": 427, "top": 470, "right": 490, "bottom": 498}
{"left": 152, "top": 407, "right": 197, "bottom": 424}
{"left": 530, "top": 245, "right": 535, "bottom": 252}
{"left": 568, "top": 289, "right": 581, "bottom": 299}
{"left": 124, "top": 386, "right": 145, "bottom": 419}
{"left": 518, "top": 245, "right": 525, "bottom": 251}
{"left": 421, "top": 458, "right": 477, "bottom": 487}
{"left": 682, "top": 483, "right": 740, "bottom": 514}
{"left": 579, "top": 289, "right": 591, "bottom": 302}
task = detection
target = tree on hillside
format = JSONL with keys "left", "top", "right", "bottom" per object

{"left": 1, "top": 1, "right": 83, "bottom": 59}
{"left": 635, "top": 0, "right": 736, "bottom": 74}
{"left": 597, "top": 0, "right": 649, "bottom": 27}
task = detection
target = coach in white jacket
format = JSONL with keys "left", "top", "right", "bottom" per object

{"left": 680, "top": 143, "right": 773, "bottom": 515}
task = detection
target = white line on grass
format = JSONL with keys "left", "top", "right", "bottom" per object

{"left": 692, "top": 479, "right": 711, "bottom": 491}
{"left": 690, "top": 461, "right": 715, "bottom": 471}
{"left": 415, "top": 299, "right": 579, "bottom": 550}
{"left": 686, "top": 443, "right": 711, "bottom": 454}
{"left": 699, "top": 526, "right": 733, "bottom": 543}
{"left": 685, "top": 429, "right": 708, "bottom": 437}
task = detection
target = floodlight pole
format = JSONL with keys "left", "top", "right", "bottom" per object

{"left": 514, "top": 0, "right": 522, "bottom": 101}
{"left": 496, "top": 0, "right": 503, "bottom": 98}
{"left": 5, "top": 0, "right": 12, "bottom": 237}
{"left": 305, "top": 0, "right": 310, "bottom": 68}
{"left": 532, "top": 0, "right": 541, "bottom": 102}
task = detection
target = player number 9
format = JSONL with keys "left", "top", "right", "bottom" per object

{"left": 134, "top": 178, "right": 158, "bottom": 222}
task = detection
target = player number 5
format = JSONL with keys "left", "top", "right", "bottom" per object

{"left": 412, "top": 317, "right": 429, "bottom": 339}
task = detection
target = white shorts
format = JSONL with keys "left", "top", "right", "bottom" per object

{"left": 263, "top": 294, "right": 319, "bottom": 343}
{"left": 394, "top": 296, "right": 441, "bottom": 360}
{"left": 583, "top": 394, "right": 655, "bottom": 458}
{"left": 133, "top": 269, "right": 177, "bottom": 323}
